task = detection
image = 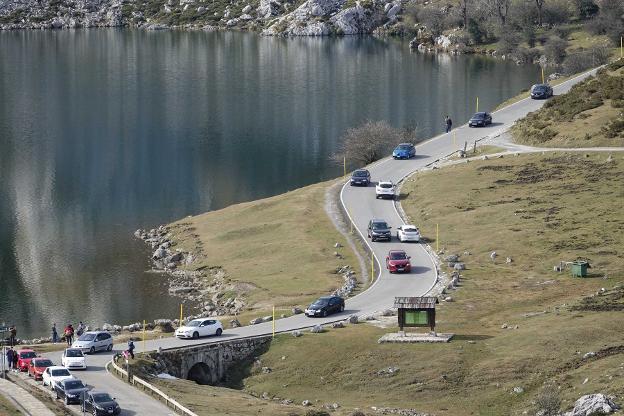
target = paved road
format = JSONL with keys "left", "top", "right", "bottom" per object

{"left": 42, "top": 68, "right": 598, "bottom": 415}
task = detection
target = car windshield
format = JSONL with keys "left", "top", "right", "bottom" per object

{"left": 353, "top": 170, "right": 368, "bottom": 177}
{"left": 473, "top": 113, "right": 485, "bottom": 119}
{"left": 20, "top": 351, "right": 37, "bottom": 358}
{"left": 92, "top": 393, "right": 113, "bottom": 403}
{"left": 78, "top": 333, "right": 95, "bottom": 341}
{"left": 312, "top": 298, "right": 329, "bottom": 306}
{"left": 372, "top": 222, "right": 388, "bottom": 230}
{"left": 379, "top": 183, "right": 393, "bottom": 189}
{"left": 51, "top": 369, "right": 71, "bottom": 377}
{"left": 533, "top": 85, "right": 547, "bottom": 91}
{"left": 65, "top": 349, "right": 83, "bottom": 357}
{"left": 186, "top": 320, "right": 202, "bottom": 327}
{"left": 34, "top": 359, "right": 53, "bottom": 367}
{"left": 397, "top": 145, "right": 412, "bottom": 150}
{"left": 64, "top": 380, "right": 84, "bottom": 390}
{"left": 389, "top": 252, "right": 407, "bottom": 260}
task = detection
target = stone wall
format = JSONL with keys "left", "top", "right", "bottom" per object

{"left": 146, "top": 336, "right": 271, "bottom": 385}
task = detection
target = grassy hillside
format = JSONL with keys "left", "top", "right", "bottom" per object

{"left": 512, "top": 59, "right": 624, "bottom": 147}
{"left": 168, "top": 179, "right": 360, "bottom": 316}
{"left": 230, "top": 152, "right": 624, "bottom": 415}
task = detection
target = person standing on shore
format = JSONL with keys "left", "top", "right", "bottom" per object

{"left": 77, "top": 322, "right": 84, "bottom": 337}
{"left": 9, "top": 326, "right": 16, "bottom": 347}
{"left": 52, "top": 323, "right": 58, "bottom": 344}
{"left": 12, "top": 350, "right": 18, "bottom": 372}
{"left": 64, "top": 324, "right": 74, "bottom": 346}
{"left": 127, "top": 340, "right": 135, "bottom": 359}
{"left": 6, "top": 348, "right": 14, "bottom": 371}
{"left": 445, "top": 115, "right": 453, "bottom": 133}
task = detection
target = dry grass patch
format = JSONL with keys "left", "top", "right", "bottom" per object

{"left": 168, "top": 179, "right": 359, "bottom": 313}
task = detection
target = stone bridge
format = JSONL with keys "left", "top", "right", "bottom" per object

{"left": 145, "top": 336, "right": 272, "bottom": 385}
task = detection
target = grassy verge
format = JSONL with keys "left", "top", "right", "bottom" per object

{"left": 449, "top": 144, "right": 506, "bottom": 160}
{"left": 511, "top": 59, "right": 624, "bottom": 147}
{"left": 168, "top": 179, "right": 359, "bottom": 318}
{"left": 229, "top": 151, "right": 624, "bottom": 415}
{"left": 0, "top": 394, "right": 21, "bottom": 416}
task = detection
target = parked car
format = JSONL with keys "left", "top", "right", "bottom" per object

{"left": 305, "top": 296, "right": 345, "bottom": 317}
{"left": 42, "top": 366, "right": 74, "bottom": 390}
{"left": 386, "top": 250, "right": 412, "bottom": 273}
{"left": 61, "top": 348, "right": 87, "bottom": 370}
{"left": 28, "top": 358, "right": 54, "bottom": 380}
{"left": 72, "top": 331, "right": 113, "bottom": 354}
{"left": 350, "top": 169, "right": 371, "bottom": 186}
{"left": 367, "top": 219, "right": 392, "bottom": 242}
{"left": 375, "top": 181, "right": 395, "bottom": 199}
{"left": 175, "top": 319, "right": 223, "bottom": 339}
{"left": 468, "top": 112, "right": 492, "bottom": 127}
{"left": 81, "top": 391, "right": 121, "bottom": 416}
{"left": 16, "top": 349, "right": 37, "bottom": 372}
{"left": 55, "top": 378, "right": 88, "bottom": 405}
{"left": 396, "top": 224, "right": 421, "bottom": 242}
{"left": 392, "top": 143, "right": 416, "bottom": 159}
{"left": 530, "top": 83, "right": 553, "bottom": 99}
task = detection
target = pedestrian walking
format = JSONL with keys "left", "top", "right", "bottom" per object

{"left": 52, "top": 323, "right": 58, "bottom": 344}
{"left": 6, "top": 348, "right": 14, "bottom": 371}
{"left": 76, "top": 321, "right": 85, "bottom": 337}
{"left": 445, "top": 115, "right": 453, "bottom": 133}
{"left": 12, "top": 350, "right": 18, "bottom": 372}
{"left": 8, "top": 326, "right": 16, "bottom": 347}
{"left": 127, "top": 341, "right": 135, "bottom": 359}
{"left": 64, "top": 324, "right": 74, "bottom": 346}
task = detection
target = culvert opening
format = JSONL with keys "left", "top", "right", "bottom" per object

{"left": 187, "top": 362, "right": 213, "bottom": 385}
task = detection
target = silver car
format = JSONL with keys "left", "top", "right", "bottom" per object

{"left": 71, "top": 331, "right": 113, "bottom": 354}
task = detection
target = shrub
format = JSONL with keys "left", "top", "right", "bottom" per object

{"left": 334, "top": 120, "right": 407, "bottom": 168}
{"left": 417, "top": 6, "right": 446, "bottom": 36}
{"left": 523, "top": 25, "right": 536, "bottom": 47}
{"left": 305, "top": 411, "right": 330, "bottom": 416}
{"left": 544, "top": 36, "right": 568, "bottom": 65}
{"left": 498, "top": 30, "right": 522, "bottom": 55}
{"left": 543, "top": 0, "right": 572, "bottom": 25}
{"left": 534, "top": 384, "right": 561, "bottom": 416}
{"left": 586, "top": 0, "right": 624, "bottom": 45}
{"left": 467, "top": 18, "right": 487, "bottom": 44}
{"left": 574, "top": 0, "right": 599, "bottom": 19}
{"left": 562, "top": 45, "right": 611, "bottom": 74}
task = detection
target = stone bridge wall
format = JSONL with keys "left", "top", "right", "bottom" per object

{"left": 146, "top": 336, "right": 271, "bottom": 385}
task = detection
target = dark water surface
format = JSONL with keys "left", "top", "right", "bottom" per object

{"left": 0, "top": 29, "right": 540, "bottom": 337}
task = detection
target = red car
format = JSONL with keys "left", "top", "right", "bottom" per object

{"left": 16, "top": 349, "right": 38, "bottom": 372}
{"left": 28, "top": 358, "right": 54, "bottom": 380}
{"left": 386, "top": 250, "right": 411, "bottom": 273}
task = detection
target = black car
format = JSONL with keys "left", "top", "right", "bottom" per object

{"left": 350, "top": 169, "right": 371, "bottom": 186}
{"left": 468, "top": 112, "right": 492, "bottom": 127}
{"left": 530, "top": 83, "right": 553, "bottom": 99}
{"left": 55, "top": 378, "right": 88, "bottom": 405}
{"left": 304, "top": 296, "right": 345, "bottom": 317}
{"left": 367, "top": 219, "right": 392, "bottom": 242}
{"left": 81, "top": 391, "right": 121, "bottom": 416}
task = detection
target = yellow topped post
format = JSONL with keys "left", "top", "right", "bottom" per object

{"left": 621, "top": 36, "right": 623, "bottom": 59}
{"left": 272, "top": 306, "right": 275, "bottom": 338}
{"left": 541, "top": 66, "right": 545, "bottom": 84}
{"left": 179, "top": 304, "right": 183, "bottom": 325}
{"left": 142, "top": 320, "right": 146, "bottom": 353}
{"left": 476, "top": 96, "right": 479, "bottom": 113}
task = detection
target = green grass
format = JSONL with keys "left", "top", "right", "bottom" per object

{"left": 223, "top": 151, "right": 624, "bottom": 415}
{"left": 0, "top": 394, "right": 21, "bottom": 416}
{"left": 168, "top": 179, "right": 360, "bottom": 318}
{"left": 512, "top": 59, "right": 624, "bottom": 147}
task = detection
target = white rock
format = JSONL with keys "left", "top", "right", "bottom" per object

{"left": 386, "top": 3, "right": 400, "bottom": 18}
{"left": 242, "top": 4, "right": 252, "bottom": 13}
{"left": 563, "top": 393, "right": 619, "bottom": 416}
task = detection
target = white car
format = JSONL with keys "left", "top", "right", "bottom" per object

{"left": 72, "top": 331, "right": 113, "bottom": 354}
{"left": 61, "top": 348, "right": 87, "bottom": 370}
{"left": 175, "top": 318, "right": 223, "bottom": 339}
{"left": 42, "top": 366, "right": 74, "bottom": 390}
{"left": 397, "top": 224, "right": 421, "bottom": 242}
{"left": 375, "top": 181, "right": 395, "bottom": 199}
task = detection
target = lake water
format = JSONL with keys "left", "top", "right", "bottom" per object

{"left": 0, "top": 29, "right": 540, "bottom": 338}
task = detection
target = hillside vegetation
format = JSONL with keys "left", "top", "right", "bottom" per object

{"left": 229, "top": 152, "right": 624, "bottom": 415}
{"left": 512, "top": 59, "right": 624, "bottom": 147}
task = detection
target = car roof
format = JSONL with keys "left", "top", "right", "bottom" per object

{"left": 354, "top": 168, "right": 369, "bottom": 173}
{"left": 473, "top": 112, "right": 486, "bottom": 116}
{"left": 402, "top": 224, "right": 417, "bottom": 228}
{"left": 18, "top": 348, "right": 35, "bottom": 352}
{"left": 65, "top": 348, "right": 82, "bottom": 351}
{"left": 389, "top": 250, "right": 407, "bottom": 254}
{"left": 532, "top": 83, "right": 549, "bottom": 87}
{"left": 397, "top": 143, "right": 414, "bottom": 146}
{"left": 61, "top": 378, "right": 83, "bottom": 384}
{"left": 377, "top": 180, "right": 393, "bottom": 185}
{"left": 48, "top": 366, "right": 69, "bottom": 370}
{"left": 371, "top": 218, "right": 387, "bottom": 222}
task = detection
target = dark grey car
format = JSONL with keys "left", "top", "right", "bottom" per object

{"left": 367, "top": 219, "right": 392, "bottom": 242}
{"left": 55, "top": 378, "right": 88, "bottom": 405}
{"left": 468, "top": 112, "right": 492, "bottom": 127}
{"left": 530, "top": 83, "right": 553, "bottom": 99}
{"left": 350, "top": 169, "right": 371, "bottom": 186}
{"left": 81, "top": 391, "right": 121, "bottom": 415}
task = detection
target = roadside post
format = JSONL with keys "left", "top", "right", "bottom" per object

{"left": 541, "top": 66, "right": 545, "bottom": 84}
{"left": 272, "top": 306, "right": 275, "bottom": 338}
{"left": 143, "top": 320, "right": 146, "bottom": 353}
{"left": 476, "top": 96, "right": 479, "bottom": 113}
{"left": 179, "top": 304, "right": 183, "bottom": 326}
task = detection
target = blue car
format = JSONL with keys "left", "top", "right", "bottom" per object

{"left": 392, "top": 143, "right": 416, "bottom": 159}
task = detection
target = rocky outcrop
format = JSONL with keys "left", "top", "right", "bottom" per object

{"left": 563, "top": 394, "right": 619, "bottom": 416}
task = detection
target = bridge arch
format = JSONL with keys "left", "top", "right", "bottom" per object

{"left": 187, "top": 362, "right": 213, "bottom": 385}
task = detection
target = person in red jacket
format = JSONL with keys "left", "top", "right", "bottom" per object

{"left": 64, "top": 324, "right": 75, "bottom": 346}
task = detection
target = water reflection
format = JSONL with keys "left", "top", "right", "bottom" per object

{"left": 0, "top": 29, "right": 539, "bottom": 337}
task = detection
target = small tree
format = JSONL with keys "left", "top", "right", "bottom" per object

{"left": 544, "top": 36, "right": 569, "bottom": 65}
{"left": 335, "top": 120, "right": 406, "bottom": 169}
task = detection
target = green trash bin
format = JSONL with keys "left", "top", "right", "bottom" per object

{"left": 571, "top": 261, "right": 588, "bottom": 277}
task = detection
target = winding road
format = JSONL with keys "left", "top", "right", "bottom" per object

{"left": 42, "top": 68, "right": 599, "bottom": 415}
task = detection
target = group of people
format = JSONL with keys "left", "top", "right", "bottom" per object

{"left": 4, "top": 347, "right": 19, "bottom": 371}
{"left": 51, "top": 322, "right": 85, "bottom": 346}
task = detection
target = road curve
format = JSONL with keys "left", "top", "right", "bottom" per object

{"left": 43, "top": 68, "right": 598, "bottom": 415}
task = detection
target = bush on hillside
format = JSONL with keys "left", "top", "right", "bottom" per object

{"left": 544, "top": 36, "right": 569, "bottom": 65}
{"left": 543, "top": 0, "right": 572, "bottom": 25}
{"left": 562, "top": 45, "right": 611, "bottom": 74}
{"left": 573, "top": 0, "right": 599, "bottom": 19}
{"left": 534, "top": 384, "right": 561, "bottom": 416}
{"left": 416, "top": 6, "right": 447, "bottom": 36}
{"left": 586, "top": 0, "right": 624, "bottom": 45}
